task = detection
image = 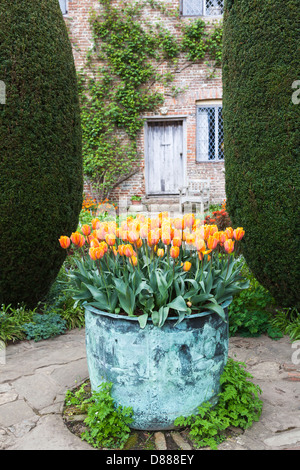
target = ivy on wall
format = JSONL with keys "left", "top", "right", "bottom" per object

{"left": 79, "top": 0, "right": 223, "bottom": 200}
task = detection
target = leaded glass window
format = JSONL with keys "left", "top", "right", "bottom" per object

{"left": 181, "top": 0, "right": 223, "bottom": 16}
{"left": 196, "top": 105, "right": 224, "bottom": 161}
{"left": 59, "top": 0, "right": 68, "bottom": 15}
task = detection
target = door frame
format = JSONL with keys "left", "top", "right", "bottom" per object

{"left": 144, "top": 115, "right": 187, "bottom": 196}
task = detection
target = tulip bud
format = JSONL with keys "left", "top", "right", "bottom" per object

{"left": 59, "top": 236, "right": 70, "bottom": 249}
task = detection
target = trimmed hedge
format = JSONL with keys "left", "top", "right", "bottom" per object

{"left": 223, "top": 0, "right": 300, "bottom": 308}
{"left": 0, "top": 1, "right": 83, "bottom": 308}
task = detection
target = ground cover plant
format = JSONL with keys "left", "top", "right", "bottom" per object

{"left": 63, "top": 358, "right": 262, "bottom": 450}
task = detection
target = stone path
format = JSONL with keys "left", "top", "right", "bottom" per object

{"left": 0, "top": 329, "right": 299, "bottom": 450}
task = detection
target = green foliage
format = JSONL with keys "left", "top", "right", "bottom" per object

{"left": 0, "top": 0, "right": 83, "bottom": 308}
{"left": 22, "top": 312, "right": 67, "bottom": 342}
{"left": 174, "top": 359, "right": 263, "bottom": 449}
{"left": 181, "top": 19, "right": 207, "bottom": 61}
{"left": 228, "top": 266, "right": 282, "bottom": 339}
{"left": 269, "top": 307, "right": 300, "bottom": 342}
{"left": 223, "top": 0, "right": 300, "bottom": 309}
{"left": 66, "top": 382, "right": 134, "bottom": 449}
{"left": 0, "top": 304, "right": 35, "bottom": 343}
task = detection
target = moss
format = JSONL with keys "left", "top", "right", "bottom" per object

{"left": 0, "top": 1, "right": 83, "bottom": 308}
{"left": 222, "top": 0, "right": 300, "bottom": 308}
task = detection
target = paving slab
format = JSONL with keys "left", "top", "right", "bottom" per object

{"left": 0, "top": 329, "right": 299, "bottom": 450}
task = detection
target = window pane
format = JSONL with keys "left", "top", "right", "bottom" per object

{"left": 59, "top": 0, "right": 67, "bottom": 15}
{"left": 205, "top": 0, "right": 223, "bottom": 16}
{"left": 197, "top": 106, "right": 223, "bottom": 161}
{"left": 217, "top": 106, "right": 224, "bottom": 160}
{"left": 182, "top": 0, "right": 203, "bottom": 16}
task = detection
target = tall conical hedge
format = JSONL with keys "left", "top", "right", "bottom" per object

{"left": 0, "top": 1, "right": 83, "bottom": 308}
{"left": 223, "top": 0, "right": 300, "bottom": 308}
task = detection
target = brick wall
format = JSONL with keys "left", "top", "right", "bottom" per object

{"left": 64, "top": 0, "right": 225, "bottom": 206}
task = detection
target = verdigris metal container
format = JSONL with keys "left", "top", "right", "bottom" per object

{"left": 84, "top": 304, "right": 229, "bottom": 431}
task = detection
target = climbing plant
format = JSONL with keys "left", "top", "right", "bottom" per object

{"left": 79, "top": 0, "right": 223, "bottom": 200}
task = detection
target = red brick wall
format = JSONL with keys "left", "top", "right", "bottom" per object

{"left": 65, "top": 0, "right": 225, "bottom": 206}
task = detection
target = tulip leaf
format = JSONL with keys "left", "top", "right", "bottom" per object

{"left": 138, "top": 313, "right": 148, "bottom": 329}
{"left": 167, "top": 295, "right": 188, "bottom": 312}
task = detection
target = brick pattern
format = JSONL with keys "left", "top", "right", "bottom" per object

{"left": 65, "top": 0, "right": 225, "bottom": 206}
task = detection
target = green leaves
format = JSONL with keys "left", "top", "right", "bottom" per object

{"left": 174, "top": 359, "right": 263, "bottom": 449}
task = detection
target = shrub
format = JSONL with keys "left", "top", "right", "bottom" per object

{"left": 22, "top": 312, "right": 67, "bottom": 342}
{"left": 0, "top": 0, "right": 83, "bottom": 308}
{"left": 222, "top": 0, "right": 300, "bottom": 309}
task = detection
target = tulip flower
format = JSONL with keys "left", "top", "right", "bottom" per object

{"left": 91, "top": 218, "right": 101, "bottom": 230}
{"left": 71, "top": 232, "right": 85, "bottom": 247}
{"left": 123, "top": 244, "right": 134, "bottom": 257}
{"left": 129, "top": 255, "right": 138, "bottom": 267}
{"left": 224, "top": 239, "right": 235, "bottom": 254}
{"left": 157, "top": 248, "right": 164, "bottom": 257}
{"left": 161, "top": 231, "right": 171, "bottom": 245}
{"left": 170, "top": 246, "right": 180, "bottom": 259}
{"left": 147, "top": 229, "right": 160, "bottom": 247}
{"left": 225, "top": 227, "right": 233, "bottom": 239}
{"left": 233, "top": 227, "right": 245, "bottom": 241}
{"left": 182, "top": 261, "right": 192, "bottom": 272}
{"left": 194, "top": 238, "right": 206, "bottom": 252}
{"left": 128, "top": 230, "right": 139, "bottom": 244}
{"left": 81, "top": 224, "right": 91, "bottom": 236}
{"left": 183, "top": 213, "right": 195, "bottom": 229}
{"left": 198, "top": 249, "right": 212, "bottom": 261}
{"left": 172, "top": 236, "right": 182, "bottom": 248}
{"left": 207, "top": 235, "right": 218, "bottom": 250}
{"left": 59, "top": 236, "right": 70, "bottom": 249}
{"left": 90, "top": 238, "right": 100, "bottom": 248}
{"left": 173, "top": 218, "right": 184, "bottom": 230}
{"left": 105, "top": 233, "right": 116, "bottom": 246}
{"left": 118, "top": 244, "right": 125, "bottom": 256}
{"left": 89, "top": 246, "right": 104, "bottom": 260}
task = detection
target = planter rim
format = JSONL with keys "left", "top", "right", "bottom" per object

{"left": 84, "top": 301, "right": 230, "bottom": 324}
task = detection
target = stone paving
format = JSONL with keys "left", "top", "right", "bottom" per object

{"left": 0, "top": 328, "right": 299, "bottom": 450}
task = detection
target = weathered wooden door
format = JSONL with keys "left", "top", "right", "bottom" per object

{"left": 146, "top": 120, "right": 184, "bottom": 195}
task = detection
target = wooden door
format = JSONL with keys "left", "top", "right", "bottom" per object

{"left": 146, "top": 120, "right": 184, "bottom": 195}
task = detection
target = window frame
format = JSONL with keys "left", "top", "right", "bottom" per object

{"left": 180, "top": 0, "right": 223, "bottom": 17}
{"left": 59, "top": 0, "right": 68, "bottom": 15}
{"left": 196, "top": 103, "right": 224, "bottom": 163}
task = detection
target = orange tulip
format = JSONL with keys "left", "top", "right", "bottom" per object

{"left": 225, "top": 227, "right": 234, "bottom": 239}
{"left": 71, "top": 232, "right": 85, "bottom": 247}
{"left": 136, "top": 238, "right": 143, "bottom": 248}
{"left": 140, "top": 224, "right": 149, "bottom": 239}
{"left": 224, "top": 239, "right": 235, "bottom": 254}
{"left": 147, "top": 229, "right": 160, "bottom": 247}
{"left": 118, "top": 244, "right": 125, "bottom": 256}
{"left": 123, "top": 244, "right": 134, "bottom": 257}
{"left": 182, "top": 261, "right": 192, "bottom": 272}
{"left": 127, "top": 230, "right": 139, "bottom": 244}
{"left": 161, "top": 231, "right": 171, "bottom": 245}
{"left": 129, "top": 255, "right": 138, "bottom": 267}
{"left": 157, "top": 248, "right": 164, "bottom": 257}
{"left": 185, "top": 232, "right": 195, "bottom": 245}
{"left": 90, "top": 238, "right": 100, "bottom": 248}
{"left": 172, "top": 236, "right": 182, "bottom": 248}
{"left": 233, "top": 227, "right": 245, "bottom": 241}
{"left": 170, "top": 246, "right": 180, "bottom": 259}
{"left": 183, "top": 213, "right": 195, "bottom": 229}
{"left": 81, "top": 224, "right": 91, "bottom": 236}
{"left": 198, "top": 249, "right": 212, "bottom": 261}
{"left": 89, "top": 246, "right": 104, "bottom": 260}
{"left": 207, "top": 235, "right": 219, "bottom": 250}
{"left": 91, "top": 218, "right": 101, "bottom": 230}
{"left": 59, "top": 236, "right": 70, "bottom": 249}
{"left": 105, "top": 233, "right": 116, "bottom": 246}
{"left": 195, "top": 238, "right": 206, "bottom": 252}
{"left": 173, "top": 218, "right": 184, "bottom": 230}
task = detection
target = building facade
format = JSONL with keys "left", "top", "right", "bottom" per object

{"left": 61, "top": 0, "right": 225, "bottom": 208}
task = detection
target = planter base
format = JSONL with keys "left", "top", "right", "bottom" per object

{"left": 85, "top": 306, "right": 229, "bottom": 431}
